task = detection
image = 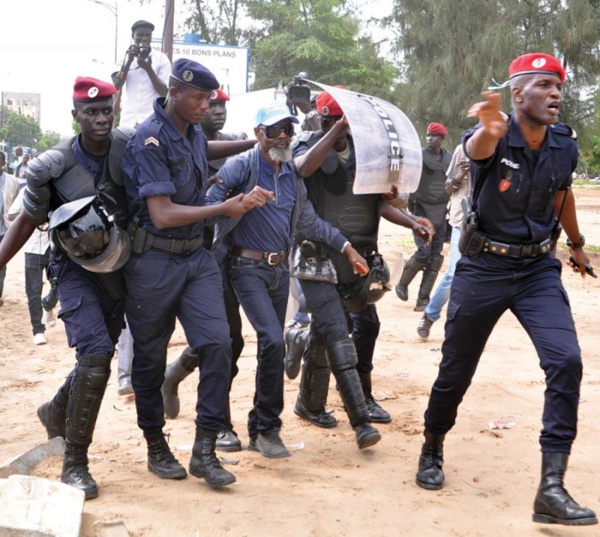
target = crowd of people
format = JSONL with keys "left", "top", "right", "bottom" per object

{"left": 0, "top": 24, "right": 597, "bottom": 526}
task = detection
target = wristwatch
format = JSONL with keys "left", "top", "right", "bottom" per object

{"left": 566, "top": 234, "right": 585, "bottom": 249}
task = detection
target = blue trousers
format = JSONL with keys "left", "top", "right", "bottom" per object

{"left": 228, "top": 256, "right": 289, "bottom": 439}
{"left": 125, "top": 247, "right": 232, "bottom": 433}
{"left": 424, "top": 252, "right": 582, "bottom": 453}
{"left": 424, "top": 226, "right": 462, "bottom": 322}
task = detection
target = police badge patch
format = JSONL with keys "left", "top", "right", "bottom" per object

{"left": 183, "top": 70, "right": 194, "bottom": 82}
{"left": 88, "top": 87, "right": 99, "bottom": 99}
{"left": 144, "top": 137, "right": 160, "bottom": 147}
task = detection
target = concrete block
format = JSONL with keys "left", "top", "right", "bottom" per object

{"left": 0, "top": 474, "right": 84, "bottom": 536}
{"left": 94, "top": 521, "right": 130, "bottom": 537}
{"left": 0, "top": 438, "right": 65, "bottom": 478}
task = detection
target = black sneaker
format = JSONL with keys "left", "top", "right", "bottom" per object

{"left": 248, "top": 430, "right": 291, "bottom": 459}
{"left": 417, "top": 314, "right": 434, "bottom": 340}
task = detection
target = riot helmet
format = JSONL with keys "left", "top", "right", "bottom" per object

{"left": 49, "top": 195, "right": 130, "bottom": 273}
{"left": 337, "top": 252, "right": 390, "bottom": 312}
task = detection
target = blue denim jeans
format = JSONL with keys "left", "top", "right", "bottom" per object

{"left": 228, "top": 255, "right": 290, "bottom": 439}
{"left": 424, "top": 226, "right": 462, "bottom": 322}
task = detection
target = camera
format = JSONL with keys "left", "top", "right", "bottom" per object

{"left": 286, "top": 73, "right": 311, "bottom": 110}
{"left": 139, "top": 44, "right": 151, "bottom": 59}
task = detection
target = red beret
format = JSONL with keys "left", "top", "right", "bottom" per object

{"left": 73, "top": 77, "right": 116, "bottom": 103}
{"left": 316, "top": 90, "right": 344, "bottom": 117}
{"left": 427, "top": 122, "right": 448, "bottom": 136}
{"left": 210, "top": 88, "right": 230, "bottom": 102}
{"left": 509, "top": 53, "right": 566, "bottom": 83}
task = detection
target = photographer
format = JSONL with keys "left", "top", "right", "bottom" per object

{"left": 112, "top": 20, "right": 171, "bottom": 129}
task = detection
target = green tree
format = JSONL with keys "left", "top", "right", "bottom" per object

{"left": 181, "top": 0, "right": 246, "bottom": 45}
{"left": 0, "top": 107, "right": 42, "bottom": 148}
{"left": 387, "top": 0, "right": 600, "bottom": 148}
{"left": 37, "top": 132, "right": 62, "bottom": 153}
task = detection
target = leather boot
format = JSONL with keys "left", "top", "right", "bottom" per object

{"left": 161, "top": 347, "right": 197, "bottom": 419}
{"left": 359, "top": 371, "right": 391, "bottom": 424}
{"left": 395, "top": 255, "right": 427, "bottom": 302}
{"left": 38, "top": 377, "right": 70, "bottom": 439}
{"left": 414, "top": 254, "right": 444, "bottom": 312}
{"left": 294, "top": 337, "right": 337, "bottom": 428}
{"left": 532, "top": 452, "right": 598, "bottom": 525}
{"left": 62, "top": 441, "right": 98, "bottom": 500}
{"left": 284, "top": 327, "right": 308, "bottom": 380}
{"left": 416, "top": 430, "right": 445, "bottom": 490}
{"left": 216, "top": 396, "right": 242, "bottom": 452}
{"left": 145, "top": 431, "right": 187, "bottom": 479}
{"left": 62, "top": 354, "right": 112, "bottom": 500}
{"left": 328, "top": 339, "right": 380, "bottom": 449}
{"left": 189, "top": 427, "right": 236, "bottom": 487}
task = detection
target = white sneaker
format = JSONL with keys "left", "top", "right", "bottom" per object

{"left": 46, "top": 309, "right": 56, "bottom": 328}
{"left": 33, "top": 333, "right": 47, "bottom": 346}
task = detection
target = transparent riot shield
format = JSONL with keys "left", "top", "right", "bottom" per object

{"left": 308, "top": 82, "right": 422, "bottom": 195}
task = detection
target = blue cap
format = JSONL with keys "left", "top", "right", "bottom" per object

{"left": 170, "top": 58, "right": 219, "bottom": 91}
{"left": 255, "top": 101, "right": 299, "bottom": 127}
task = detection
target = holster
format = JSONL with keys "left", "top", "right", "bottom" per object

{"left": 458, "top": 197, "right": 486, "bottom": 257}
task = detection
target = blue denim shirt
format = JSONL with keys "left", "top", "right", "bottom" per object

{"left": 206, "top": 145, "right": 348, "bottom": 264}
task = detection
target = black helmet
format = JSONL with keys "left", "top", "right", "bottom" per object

{"left": 337, "top": 252, "right": 390, "bottom": 312}
{"left": 49, "top": 196, "right": 130, "bottom": 273}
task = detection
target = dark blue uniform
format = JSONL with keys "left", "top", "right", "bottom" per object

{"left": 122, "top": 98, "right": 232, "bottom": 434}
{"left": 425, "top": 117, "right": 581, "bottom": 453}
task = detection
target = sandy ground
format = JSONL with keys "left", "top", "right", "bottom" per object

{"left": 1, "top": 188, "right": 599, "bottom": 537}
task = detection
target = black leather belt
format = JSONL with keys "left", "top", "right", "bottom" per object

{"left": 231, "top": 245, "right": 289, "bottom": 265}
{"left": 129, "top": 223, "right": 204, "bottom": 255}
{"left": 483, "top": 237, "right": 554, "bottom": 258}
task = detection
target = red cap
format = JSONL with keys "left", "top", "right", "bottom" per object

{"left": 509, "top": 53, "right": 566, "bottom": 83}
{"left": 316, "top": 88, "right": 344, "bottom": 117}
{"left": 73, "top": 77, "right": 116, "bottom": 102}
{"left": 427, "top": 122, "right": 448, "bottom": 136}
{"left": 210, "top": 88, "right": 230, "bottom": 102}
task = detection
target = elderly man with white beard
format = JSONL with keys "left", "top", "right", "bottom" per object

{"left": 206, "top": 101, "right": 370, "bottom": 459}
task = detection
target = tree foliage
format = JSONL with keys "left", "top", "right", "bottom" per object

{"left": 0, "top": 106, "right": 42, "bottom": 149}
{"left": 387, "top": 0, "right": 600, "bottom": 148}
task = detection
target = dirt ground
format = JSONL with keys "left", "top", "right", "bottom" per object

{"left": 1, "top": 188, "right": 599, "bottom": 537}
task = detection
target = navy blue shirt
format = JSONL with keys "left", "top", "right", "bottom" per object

{"left": 463, "top": 115, "right": 578, "bottom": 244}
{"left": 217, "top": 150, "right": 296, "bottom": 253}
{"left": 122, "top": 98, "right": 209, "bottom": 240}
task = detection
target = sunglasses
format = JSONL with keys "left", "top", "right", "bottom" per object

{"left": 260, "top": 123, "right": 295, "bottom": 139}
{"left": 320, "top": 116, "right": 343, "bottom": 129}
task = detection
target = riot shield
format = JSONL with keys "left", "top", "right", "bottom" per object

{"left": 308, "top": 82, "right": 422, "bottom": 195}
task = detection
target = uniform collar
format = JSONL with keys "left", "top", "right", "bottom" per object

{"left": 153, "top": 97, "right": 200, "bottom": 143}
{"left": 507, "top": 113, "right": 562, "bottom": 150}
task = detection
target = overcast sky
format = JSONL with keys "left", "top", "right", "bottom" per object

{"left": 1, "top": 0, "right": 391, "bottom": 138}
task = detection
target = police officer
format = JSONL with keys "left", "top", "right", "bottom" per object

{"left": 160, "top": 87, "right": 250, "bottom": 453}
{"left": 291, "top": 90, "right": 433, "bottom": 437}
{"left": 122, "top": 59, "right": 260, "bottom": 489}
{"left": 0, "top": 77, "right": 129, "bottom": 500}
{"left": 396, "top": 122, "right": 452, "bottom": 311}
{"left": 415, "top": 53, "right": 597, "bottom": 526}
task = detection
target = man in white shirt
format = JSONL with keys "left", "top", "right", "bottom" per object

{"left": 112, "top": 20, "right": 171, "bottom": 128}
{"left": 0, "top": 150, "right": 19, "bottom": 306}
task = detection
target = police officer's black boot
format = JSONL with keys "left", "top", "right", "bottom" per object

{"left": 414, "top": 254, "right": 444, "bottom": 312}
{"left": 532, "top": 452, "right": 598, "bottom": 525}
{"left": 216, "top": 396, "right": 242, "bottom": 452}
{"left": 61, "top": 353, "right": 111, "bottom": 500}
{"left": 328, "top": 339, "right": 380, "bottom": 449}
{"left": 395, "top": 255, "right": 427, "bottom": 302}
{"left": 161, "top": 347, "right": 198, "bottom": 419}
{"left": 37, "top": 377, "right": 70, "bottom": 439}
{"left": 416, "top": 430, "right": 445, "bottom": 490}
{"left": 284, "top": 326, "right": 309, "bottom": 380}
{"left": 294, "top": 337, "right": 336, "bottom": 428}
{"left": 358, "top": 371, "right": 391, "bottom": 424}
{"left": 145, "top": 430, "right": 187, "bottom": 479}
{"left": 189, "top": 426, "right": 236, "bottom": 488}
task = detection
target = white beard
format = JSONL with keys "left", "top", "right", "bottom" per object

{"left": 268, "top": 146, "right": 292, "bottom": 162}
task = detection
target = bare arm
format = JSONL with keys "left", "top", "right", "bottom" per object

{"left": 0, "top": 212, "right": 36, "bottom": 270}
{"left": 146, "top": 188, "right": 273, "bottom": 230}
{"left": 138, "top": 55, "right": 168, "bottom": 97}
{"left": 294, "top": 116, "right": 349, "bottom": 177}
{"left": 207, "top": 139, "right": 257, "bottom": 161}
{"left": 556, "top": 189, "right": 589, "bottom": 277}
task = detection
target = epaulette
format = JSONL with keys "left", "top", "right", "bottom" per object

{"left": 551, "top": 123, "right": 577, "bottom": 139}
